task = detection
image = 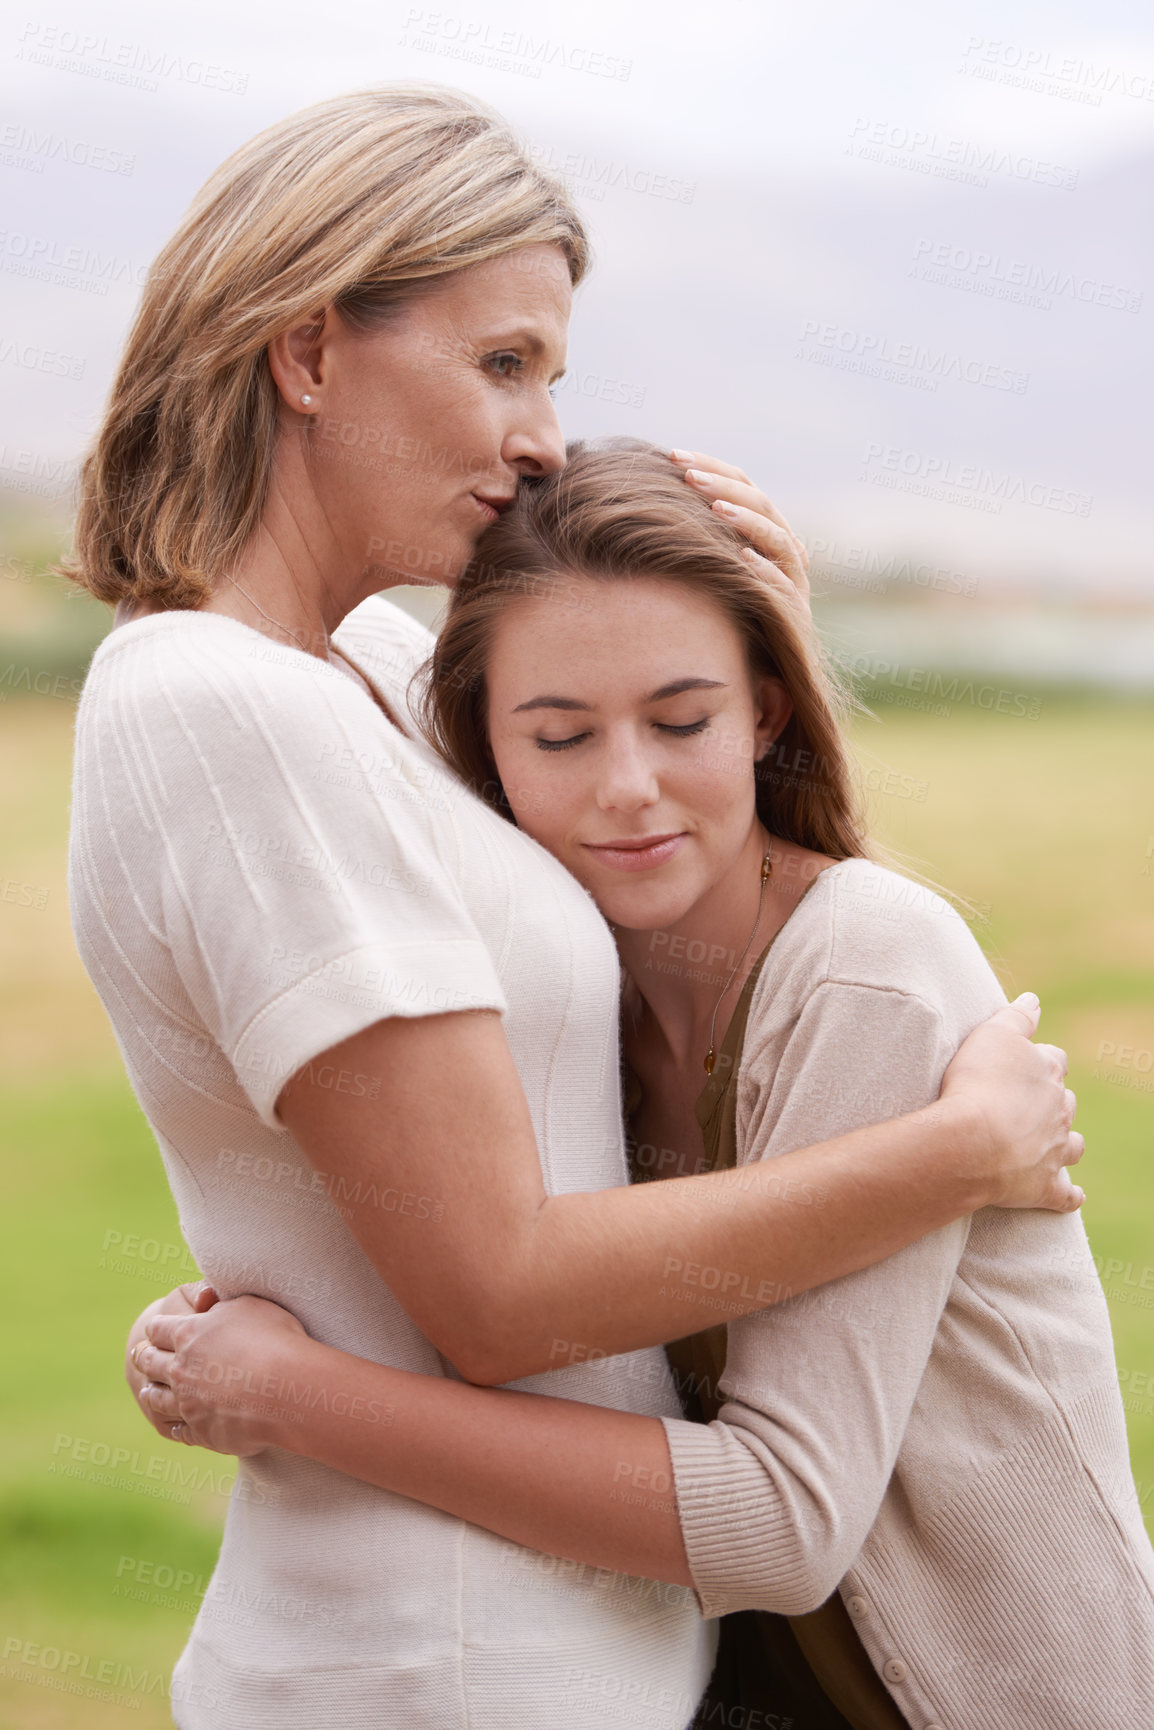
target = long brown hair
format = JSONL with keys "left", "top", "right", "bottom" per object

{"left": 420, "top": 438, "right": 869, "bottom": 862}
{"left": 64, "top": 84, "right": 589, "bottom": 611}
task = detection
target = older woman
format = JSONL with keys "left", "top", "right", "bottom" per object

{"left": 70, "top": 86, "right": 1079, "bottom": 1729}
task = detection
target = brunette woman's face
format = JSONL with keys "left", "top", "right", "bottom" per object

{"left": 485, "top": 575, "right": 792, "bottom": 931}
{"left": 280, "top": 245, "right": 571, "bottom": 589}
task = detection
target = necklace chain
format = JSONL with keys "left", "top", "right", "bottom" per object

{"left": 704, "top": 846, "right": 774, "bottom": 1075}
{"left": 225, "top": 574, "right": 328, "bottom": 660}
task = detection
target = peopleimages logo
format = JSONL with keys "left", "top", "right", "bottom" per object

{"left": 808, "top": 538, "right": 979, "bottom": 599}
{"left": 848, "top": 117, "right": 1078, "bottom": 190}
{"left": 959, "top": 36, "right": 1154, "bottom": 105}
{"left": 0, "top": 230, "right": 149, "bottom": 295}
{"left": 530, "top": 141, "right": 694, "bottom": 204}
{"left": 794, "top": 319, "right": 1028, "bottom": 395}
{"left": 16, "top": 22, "right": 248, "bottom": 94}
{"left": 860, "top": 443, "right": 1093, "bottom": 518}
{"left": 0, "top": 336, "right": 85, "bottom": 378}
{"left": 0, "top": 122, "right": 134, "bottom": 175}
{"left": 398, "top": 10, "right": 632, "bottom": 81}
{"left": 910, "top": 238, "right": 1142, "bottom": 314}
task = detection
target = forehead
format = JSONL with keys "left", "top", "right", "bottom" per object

{"left": 489, "top": 576, "right": 747, "bottom": 684}
{"left": 422, "top": 245, "right": 573, "bottom": 320}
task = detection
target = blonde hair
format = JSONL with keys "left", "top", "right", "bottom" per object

{"left": 421, "top": 439, "right": 870, "bottom": 863}
{"left": 65, "top": 84, "right": 589, "bottom": 609}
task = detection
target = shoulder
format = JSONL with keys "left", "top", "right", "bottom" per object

{"left": 823, "top": 857, "right": 984, "bottom": 982}
{"left": 77, "top": 611, "right": 404, "bottom": 781}
{"left": 333, "top": 593, "right": 437, "bottom": 690}
{"left": 84, "top": 609, "right": 350, "bottom": 701}
{"left": 754, "top": 857, "right": 1005, "bottom": 1035}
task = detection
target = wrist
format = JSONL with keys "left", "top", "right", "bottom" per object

{"left": 246, "top": 1336, "right": 332, "bottom": 1454}
{"left": 929, "top": 1093, "right": 998, "bottom": 1213}
{"left": 263, "top": 1339, "right": 404, "bottom": 1469}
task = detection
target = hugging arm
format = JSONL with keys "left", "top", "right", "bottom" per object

{"left": 273, "top": 1003, "right": 1086, "bottom": 1377}
{"left": 273, "top": 996, "right": 1078, "bottom": 1386}
{"left": 132, "top": 992, "right": 1072, "bottom": 1592}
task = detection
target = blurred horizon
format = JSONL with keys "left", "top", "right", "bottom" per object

{"left": 1, "top": 0, "right": 1152, "bottom": 631}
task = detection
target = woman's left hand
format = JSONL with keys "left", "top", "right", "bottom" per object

{"left": 670, "top": 448, "right": 811, "bottom": 627}
{"left": 132, "top": 1293, "right": 310, "bottom": 1456}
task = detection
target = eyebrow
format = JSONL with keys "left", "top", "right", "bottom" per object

{"left": 513, "top": 677, "right": 726, "bottom": 714}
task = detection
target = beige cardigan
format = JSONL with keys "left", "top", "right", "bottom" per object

{"left": 660, "top": 858, "right": 1154, "bottom": 1729}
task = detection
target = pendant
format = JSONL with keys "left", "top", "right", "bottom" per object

{"left": 704, "top": 1048, "right": 716, "bottom": 1076}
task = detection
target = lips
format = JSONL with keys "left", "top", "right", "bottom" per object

{"left": 581, "top": 833, "right": 687, "bottom": 873}
{"left": 470, "top": 492, "right": 515, "bottom": 523}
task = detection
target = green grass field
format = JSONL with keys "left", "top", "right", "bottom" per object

{"left": 1, "top": 690, "right": 1152, "bottom": 1727}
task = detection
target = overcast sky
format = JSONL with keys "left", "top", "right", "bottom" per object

{"left": 3, "top": 0, "right": 1152, "bottom": 598}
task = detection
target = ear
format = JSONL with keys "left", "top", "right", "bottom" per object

{"left": 266, "top": 306, "right": 337, "bottom": 415}
{"left": 751, "top": 675, "right": 792, "bottom": 762}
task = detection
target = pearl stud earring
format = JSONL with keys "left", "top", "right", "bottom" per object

{"left": 300, "top": 393, "right": 313, "bottom": 407}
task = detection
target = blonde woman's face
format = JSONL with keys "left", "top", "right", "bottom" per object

{"left": 303, "top": 245, "right": 571, "bottom": 589}
{"left": 485, "top": 575, "right": 792, "bottom": 931}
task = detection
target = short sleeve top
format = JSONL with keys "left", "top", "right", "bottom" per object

{"left": 68, "top": 595, "right": 713, "bottom": 1726}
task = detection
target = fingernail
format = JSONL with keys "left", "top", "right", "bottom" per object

{"left": 712, "top": 499, "right": 740, "bottom": 518}
{"left": 669, "top": 448, "right": 694, "bottom": 462}
{"left": 1015, "top": 991, "right": 1040, "bottom": 1008}
{"left": 685, "top": 468, "right": 712, "bottom": 486}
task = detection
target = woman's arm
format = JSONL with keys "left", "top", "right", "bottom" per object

{"left": 134, "top": 989, "right": 1057, "bottom": 1602}
{"left": 277, "top": 996, "right": 1080, "bottom": 1384}
{"left": 136, "top": 1296, "right": 695, "bottom": 1587}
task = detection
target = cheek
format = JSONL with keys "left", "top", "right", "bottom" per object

{"left": 489, "top": 738, "right": 566, "bottom": 847}
{"left": 323, "top": 365, "right": 473, "bottom": 485}
{"left": 671, "top": 747, "right": 749, "bottom": 823}
{"left": 398, "top": 362, "right": 493, "bottom": 458}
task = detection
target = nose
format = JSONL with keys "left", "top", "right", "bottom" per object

{"left": 501, "top": 389, "right": 566, "bottom": 479}
{"left": 596, "top": 731, "right": 661, "bottom": 815}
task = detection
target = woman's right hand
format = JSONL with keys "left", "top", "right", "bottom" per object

{"left": 126, "top": 1280, "right": 219, "bottom": 1442}
{"left": 940, "top": 993, "right": 1084, "bottom": 1212}
{"left": 670, "top": 450, "right": 812, "bottom": 630}
{"left": 135, "top": 1294, "right": 311, "bottom": 1457}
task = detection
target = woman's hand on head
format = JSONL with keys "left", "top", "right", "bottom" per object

{"left": 941, "top": 993, "right": 1085, "bottom": 1213}
{"left": 131, "top": 1294, "right": 309, "bottom": 1457}
{"left": 670, "top": 448, "right": 811, "bottom": 625}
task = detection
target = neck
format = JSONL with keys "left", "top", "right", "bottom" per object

{"left": 202, "top": 434, "right": 416, "bottom": 658}
{"left": 616, "top": 830, "right": 835, "bottom": 1074}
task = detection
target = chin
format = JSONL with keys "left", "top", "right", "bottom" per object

{"left": 597, "top": 885, "right": 698, "bottom": 935}
{"left": 362, "top": 515, "right": 469, "bottom": 589}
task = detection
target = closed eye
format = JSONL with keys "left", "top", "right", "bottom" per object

{"left": 536, "top": 719, "right": 710, "bottom": 751}
{"left": 656, "top": 718, "right": 709, "bottom": 737}
{"left": 535, "top": 732, "right": 590, "bottom": 752}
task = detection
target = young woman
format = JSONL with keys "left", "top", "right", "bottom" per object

{"left": 74, "top": 83, "right": 1079, "bottom": 1730}
{"left": 130, "top": 442, "right": 1147, "bottom": 1730}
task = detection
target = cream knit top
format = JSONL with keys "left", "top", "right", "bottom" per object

{"left": 660, "top": 857, "right": 1154, "bottom": 1730}
{"left": 69, "top": 596, "right": 713, "bottom": 1730}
